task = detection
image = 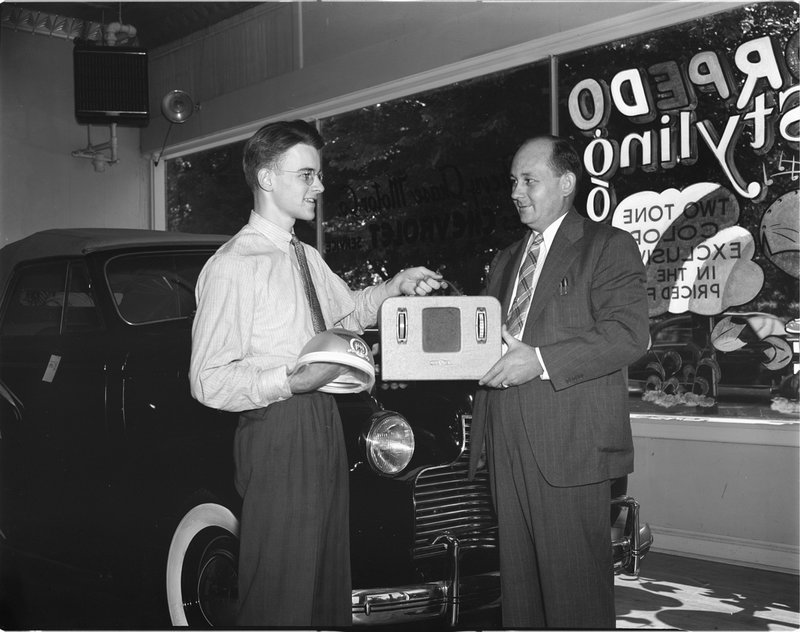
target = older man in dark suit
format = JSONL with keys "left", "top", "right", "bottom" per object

{"left": 469, "top": 135, "right": 650, "bottom": 628}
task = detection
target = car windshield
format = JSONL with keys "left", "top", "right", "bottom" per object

{"left": 105, "top": 251, "right": 211, "bottom": 325}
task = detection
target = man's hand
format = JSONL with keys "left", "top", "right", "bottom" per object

{"left": 388, "top": 267, "right": 446, "bottom": 296}
{"left": 479, "top": 325, "right": 543, "bottom": 389}
{"left": 288, "top": 362, "right": 346, "bottom": 394}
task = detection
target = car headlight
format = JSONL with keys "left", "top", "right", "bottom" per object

{"left": 365, "top": 411, "right": 414, "bottom": 475}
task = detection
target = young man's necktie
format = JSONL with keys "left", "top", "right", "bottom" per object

{"left": 506, "top": 231, "right": 544, "bottom": 337}
{"left": 291, "top": 235, "right": 326, "bottom": 334}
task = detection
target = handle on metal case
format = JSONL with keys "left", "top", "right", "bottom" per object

{"left": 476, "top": 307, "right": 487, "bottom": 343}
{"left": 397, "top": 308, "right": 407, "bottom": 344}
{"left": 405, "top": 277, "right": 462, "bottom": 296}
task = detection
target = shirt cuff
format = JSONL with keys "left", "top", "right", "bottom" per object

{"left": 535, "top": 347, "right": 550, "bottom": 380}
{"left": 260, "top": 364, "right": 293, "bottom": 404}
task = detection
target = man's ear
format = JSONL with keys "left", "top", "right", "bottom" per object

{"left": 560, "top": 171, "right": 577, "bottom": 197}
{"left": 257, "top": 168, "right": 273, "bottom": 192}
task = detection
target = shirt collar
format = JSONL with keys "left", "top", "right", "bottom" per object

{"left": 543, "top": 212, "right": 567, "bottom": 248}
{"left": 531, "top": 212, "right": 568, "bottom": 252}
{"left": 248, "top": 211, "right": 293, "bottom": 253}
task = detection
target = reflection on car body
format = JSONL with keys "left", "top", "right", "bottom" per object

{"left": 0, "top": 229, "right": 652, "bottom": 627}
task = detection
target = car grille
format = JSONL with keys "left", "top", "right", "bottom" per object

{"left": 412, "top": 414, "right": 498, "bottom": 559}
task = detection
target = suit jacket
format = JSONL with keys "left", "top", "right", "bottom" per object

{"left": 468, "top": 210, "right": 650, "bottom": 487}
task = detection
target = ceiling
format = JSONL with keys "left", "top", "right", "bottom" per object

{"left": 3, "top": 2, "right": 262, "bottom": 49}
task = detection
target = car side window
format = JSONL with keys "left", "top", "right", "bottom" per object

{"left": 106, "top": 252, "right": 209, "bottom": 325}
{"left": 63, "top": 262, "right": 102, "bottom": 333}
{"left": 652, "top": 320, "right": 692, "bottom": 346}
{"left": 0, "top": 261, "right": 68, "bottom": 336}
{"left": 0, "top": 261, "right": 103, "bottom": 337}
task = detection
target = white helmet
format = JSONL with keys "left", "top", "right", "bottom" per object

{"left": 296, "top": 328, "right": 376, "bottom": 394}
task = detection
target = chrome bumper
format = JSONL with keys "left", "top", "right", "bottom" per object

{"left": 353, "top": 529, "right": 499, "bottom": 626}
{"left": 352, "top": 497, "right": 652, "bottom": 626}
{"left": 351, "top": 571, "right": 500, "bottom": 626}
{"left": 612, "top": 495, "right": 654, "bottom": 576}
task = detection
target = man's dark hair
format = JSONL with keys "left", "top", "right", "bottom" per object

{"left": 546, "top": 135, "right": 583, "bottom": 183}
{"left": 242, "top": 120, "right": 325, "bottom": 191}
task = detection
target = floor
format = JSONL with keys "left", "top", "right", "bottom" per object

{"left": 1, "top": 546, "right": 797, "bottom": 630}
{"left": 614, "top": 552, "right": 799, "bottom": 630}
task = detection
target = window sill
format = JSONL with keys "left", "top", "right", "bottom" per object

{"left": 630, "top": 398, "right": 800, "bottom": 448}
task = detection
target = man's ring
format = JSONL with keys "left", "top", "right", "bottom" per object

{"left": 501, "top": 382, "right": 509, "bottom": 389}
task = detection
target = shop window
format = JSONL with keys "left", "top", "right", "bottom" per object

{"left": 167, "top": 145, "right": 250, "bottom": 236}
{"left": 558, "top": 2, "right": 799, "bottom": 416}
{"left": 166, "top": 60, "right": 552, "bottom": 295}
{"left": 319, "top": 60, "right": 551, "bottom": 294}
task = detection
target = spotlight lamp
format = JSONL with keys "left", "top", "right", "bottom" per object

{"left": 154, "top": 90, "right": 200, "bottom": 165}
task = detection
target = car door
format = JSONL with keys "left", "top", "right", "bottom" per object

{"left": 103, "top": 249, "right": 237, "bottom": 502}
{"left": 0, "top": 259, "right": 110, "bottom": 567}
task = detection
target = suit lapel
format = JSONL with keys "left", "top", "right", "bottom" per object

{"left": 524, "top": 211, "right": 584, "bottom": 333}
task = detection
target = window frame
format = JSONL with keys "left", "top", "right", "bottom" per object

{"left": 103, "top": 249, "right": 218, "bottom": 326}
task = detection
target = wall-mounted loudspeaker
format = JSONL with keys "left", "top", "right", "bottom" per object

{"left": 73, "top": 43, "right": 149, "bottom": 125}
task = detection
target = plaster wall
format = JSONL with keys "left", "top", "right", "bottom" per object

{"left": 629, "top": 417, "right": 800, "bottom": 574}
{"left": 1, "top": 29, "right": 150, "bottom": 246}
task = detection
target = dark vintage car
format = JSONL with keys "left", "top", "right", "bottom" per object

{"left": 0, "top": 228, "right": 652, "bottom": 628}
{"left": 628, "top": 311, "right": 797, "bottom": 402}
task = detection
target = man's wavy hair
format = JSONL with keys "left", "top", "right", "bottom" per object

{"left": 242, "top": 120, "right": 324, "bottom": 192}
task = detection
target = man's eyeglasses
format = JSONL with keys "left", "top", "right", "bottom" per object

{"left": 279, "top": 169, "right": 323, "bottom": 185}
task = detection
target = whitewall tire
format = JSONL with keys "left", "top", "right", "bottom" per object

{"left": 166, "top": 502, "right": 240, "bottom": 627}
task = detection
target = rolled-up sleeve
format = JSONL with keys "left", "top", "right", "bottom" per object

{"left": 190, "top": 255, "right": 292, "bottom": 412}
